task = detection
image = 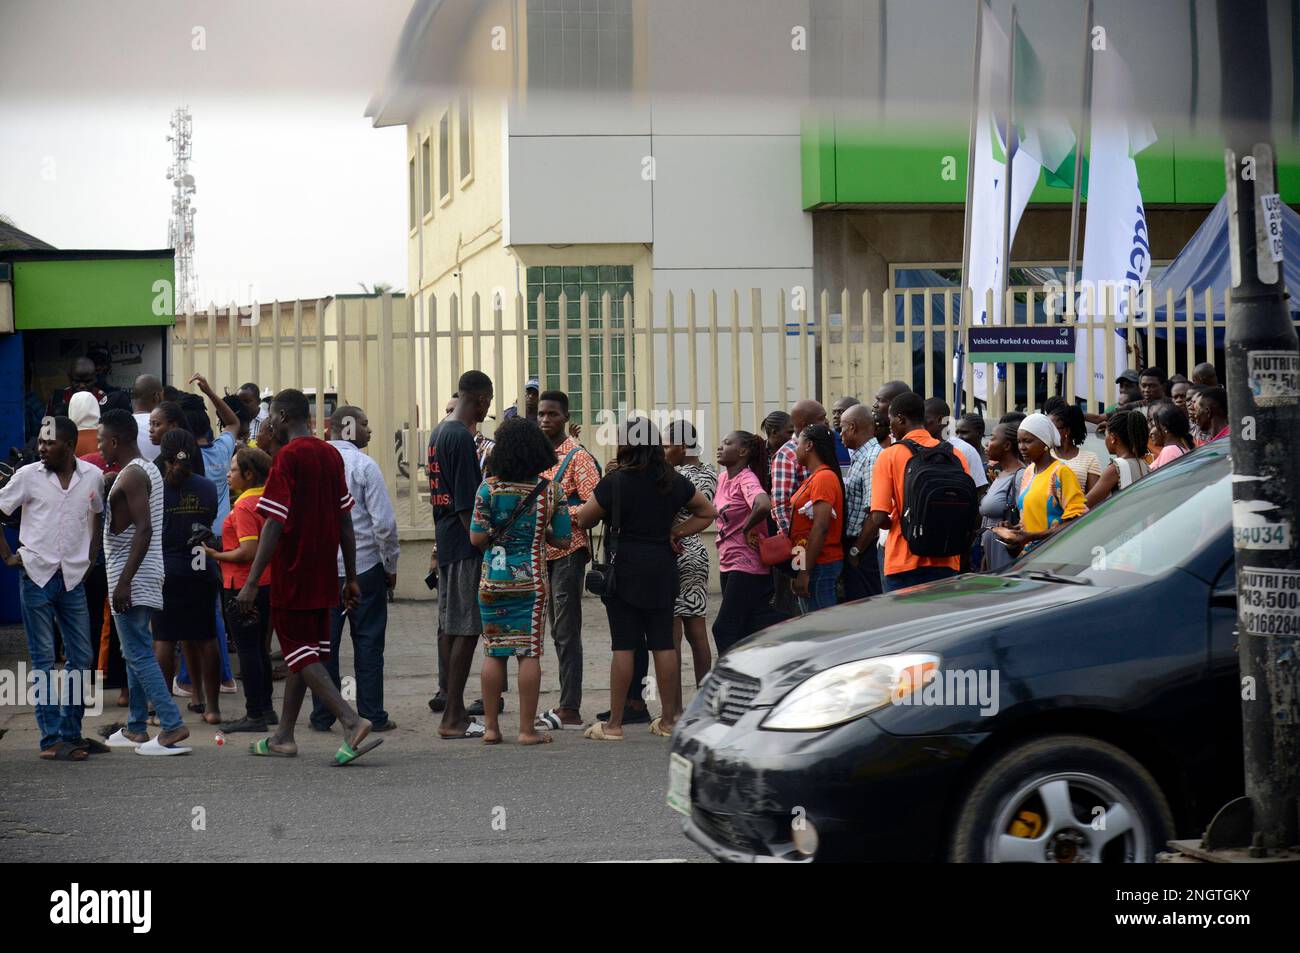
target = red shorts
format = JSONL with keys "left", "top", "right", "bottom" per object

{"left": 272, "top": 607, "right": 332, "bottom": 673}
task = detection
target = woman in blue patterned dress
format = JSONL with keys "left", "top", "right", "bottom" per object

{"left": 470, "top": 418, "right": 571, "bottom": 746}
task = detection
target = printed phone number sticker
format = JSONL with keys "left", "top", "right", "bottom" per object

{"left": 1239, "top": 567, "right": 1300, "bottom": 636}
{"left": 1248, "top": 350, "right": 1300, "bottom": 406}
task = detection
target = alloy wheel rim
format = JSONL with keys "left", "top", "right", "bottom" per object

{"left": 987, "top": 771, "right": 1146, "bottom": 863}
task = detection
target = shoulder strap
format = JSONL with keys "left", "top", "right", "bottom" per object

{"left": 554, "top": 447, "right": 581, "bottom": 483}
{"left": 487, "top": 478, "right": 550, "bottom": 545}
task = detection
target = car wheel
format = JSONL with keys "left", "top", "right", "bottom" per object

{"left": 951, "top": 735, "right": 1174, "bottom": 863}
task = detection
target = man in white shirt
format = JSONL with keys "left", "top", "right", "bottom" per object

{"left": 924, "top": 398, "right": 989, "bottom": 494}
{"left": 0, "top": 416, "right": 104, "bottom": 760}
{"left": 130, "top": 374, "right": 163, "bottom": 463}
{"left": 310, "top": 405, "right": 400, "bottom": 733}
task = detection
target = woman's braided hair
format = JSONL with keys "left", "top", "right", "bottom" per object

{"left": 799, "top": 423, "right": 845, "bottom": 515}
{"left": 1107, "top": 409, "right": 1150, "bottom": 458}
{"left": 733, "top": 430, "right": 771, "bottom": 494}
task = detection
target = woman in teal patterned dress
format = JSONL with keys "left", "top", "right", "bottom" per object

{"left": 470, "top": 418, "right": 571, "bottom": 746}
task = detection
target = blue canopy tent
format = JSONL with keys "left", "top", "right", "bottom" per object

{"left": 1148, "top": 195, "right": 1300, "bottom": 349}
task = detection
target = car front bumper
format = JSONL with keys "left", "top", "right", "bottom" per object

{"left": 672, "top": 705, "right": 984, "bottom": 862}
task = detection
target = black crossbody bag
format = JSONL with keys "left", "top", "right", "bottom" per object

{"left": 486, "top": 478, "right": 551, "bottom": 547}
{"left": 584, "top": 475, "right": 620, "bottom": 596}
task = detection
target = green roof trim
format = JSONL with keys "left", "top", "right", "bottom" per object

{"left": 803, "top": 120, "right": 1300, "bottom": 208}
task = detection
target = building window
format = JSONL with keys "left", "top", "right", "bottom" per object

{"left": 526, "top": 0, "right": 633, "bottom": 92}
{"left": 526, "top": 265, "right": 631, "bottom": 423}
{"left": 458, "top": 91, "right": 473, "bottom": 186}
{"left": 438, "top": 109, "right": 451, "bottom": 203}
{"left": 408, "top": 156, "right": 417, "bottom": 230}
{"left": 421, "top": 136, "right": 432, "bottom": 216}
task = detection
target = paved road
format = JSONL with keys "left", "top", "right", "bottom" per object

{"left": 0, "top": 597, "right": 712, "bottom": 862}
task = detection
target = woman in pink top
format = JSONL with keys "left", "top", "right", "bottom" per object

{"left": 712, "top": 431, "right": 782, "bottom": 656}
{"left": 1149, "top": 401, "right": 1197, "bottom": 470}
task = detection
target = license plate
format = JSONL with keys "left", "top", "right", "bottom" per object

{"left": 666, "top": 753, "right": 693, "bottom": 816}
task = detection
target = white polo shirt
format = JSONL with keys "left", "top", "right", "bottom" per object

{"left": 0, "top": 458, "right": 104, "bottom": 589}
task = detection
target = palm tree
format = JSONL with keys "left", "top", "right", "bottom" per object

{"left": 357, "top": 281, "right": 402, "bottom": 295}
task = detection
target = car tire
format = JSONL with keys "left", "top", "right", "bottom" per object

{"left": 951, "top": 734, "right": 1174, "bottom": 863}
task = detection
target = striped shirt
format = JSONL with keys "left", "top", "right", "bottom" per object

{"left": 105, "top": 457, "right": 164, "bottom": 610}
{"left": 843, "top": 438, "right": 884, "bottom": 537}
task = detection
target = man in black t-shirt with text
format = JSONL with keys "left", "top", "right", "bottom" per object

{"left": 427, "top": 371, "right": 493, "bottom": 740}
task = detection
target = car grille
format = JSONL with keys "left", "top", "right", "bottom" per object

{"left": 700, "top": 668, "right": 761, "bottom": 725}
{"left": 692, "top": 807, "right": 771, "bottom": 855}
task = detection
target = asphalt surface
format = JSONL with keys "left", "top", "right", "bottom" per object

{"left": 0, "top": 597, "right": 712, "bottom": 862}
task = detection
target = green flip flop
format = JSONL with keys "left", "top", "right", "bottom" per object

{"left": 332, "top": 737, "right": 383, "bottom": 766}
{"left": 249, "top": 737, "right": 296, "bottom": 757}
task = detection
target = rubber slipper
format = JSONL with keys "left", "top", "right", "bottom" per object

{"left": 582, "top": 722, "right": 624, "bottom": 741}
{"left": 249, "top": 737, "right": 296, "bottom": 757}
{"left": 332, "top": 737, "right": 383, "bottom": 766}
{"left": 105, "top": 728, "right": 142, "bottom": 748}
{"left": 135, "top": 737, "right": 192, "bottom": 756}
{"left": 187, "top": 702, "right": 205, "bottom": 715}
{"left": 535, "top": 709, "right": 583, "bottom": 730}
{"left": 76, "top": 737, "right": 112, "bottom": 754}
{"left": 40, "top": 742, "right": 88, "bottom": 761}
{"left": 439, "top": 721, "right": 486, "bottom": 740}
{"left": 649, "top": 717, "right": 674, "bottom": 737}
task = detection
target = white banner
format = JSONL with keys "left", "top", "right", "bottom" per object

{"left": 1074, "top": 45, "right": 1157, "bottom": 404}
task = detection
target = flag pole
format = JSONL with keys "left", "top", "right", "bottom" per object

{"left": 1066, "top": 0, "right": 1094, "bottom": 318}
{"left": 956, "top": 0, "right": 985, "bottom": 413}
{"left": 996, "top": 2, "right": 1018, "bottom": 417}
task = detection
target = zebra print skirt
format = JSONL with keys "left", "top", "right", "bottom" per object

{"left": 673, "top": 534, "right": 710, "bottom": 618}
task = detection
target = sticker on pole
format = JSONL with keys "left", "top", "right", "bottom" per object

{"left": 1247, "top": 350, "right": 1300, "bottom": 406}
{"left": 1259, "top": 193, "right": 1284, "bottom": 264}
{"left": 1234, "top": 500, "right": 1294, "bottom": 550}
{"left": 1239, "top": 567, "right": 1300, "bottom": 637}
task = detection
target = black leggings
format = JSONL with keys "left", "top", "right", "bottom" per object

{"left": 223, "top": 586, "right": 273, "bottom": 718}
{"left": 713, "top": 570, "right": 782, "bottom": 656}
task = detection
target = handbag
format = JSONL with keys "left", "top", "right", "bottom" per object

{"left": 758, "top": 533, "right": 794, "bottom": 567}
{"left": 584, "top": 474, "right": 620, "bottom": 596}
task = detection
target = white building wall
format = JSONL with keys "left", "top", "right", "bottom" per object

{"left": 501, "top": 0, "right": 816, "bottom": 421}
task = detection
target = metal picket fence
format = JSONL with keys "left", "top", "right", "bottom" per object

{"left": 171, "top": 285, "right": 1298, "bottom": 531}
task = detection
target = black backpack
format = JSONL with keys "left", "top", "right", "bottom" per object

{"left": 898, "top": 439, "right": 979, "bottom": 557}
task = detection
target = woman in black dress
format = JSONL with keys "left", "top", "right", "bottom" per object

{"left": 573, "top": 419, "right": 716, "bottom": 740}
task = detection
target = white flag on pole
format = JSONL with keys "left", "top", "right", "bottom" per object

{"left": 963, "top": 2, "right": 1074, "bottom": 402}
{"left": 1074, "top": 45, "right": 1157, "bottom": 404}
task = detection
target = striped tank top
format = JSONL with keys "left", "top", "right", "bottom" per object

{"left": 105, "top": 457, "right": 165, "bottom": 610}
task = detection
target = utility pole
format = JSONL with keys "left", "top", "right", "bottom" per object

{"left": 1169, "top": 0, "right": 1300, "bottom": 862}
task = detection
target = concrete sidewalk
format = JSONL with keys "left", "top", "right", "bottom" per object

{"left": 0, "top": 594, "right": 719, "bottom": 862}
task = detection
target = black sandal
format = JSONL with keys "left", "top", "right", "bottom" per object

{"left": 187, "top": 702, "right": 206, "bottom": 715}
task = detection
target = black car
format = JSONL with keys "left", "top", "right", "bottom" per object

{"left": 670, "top": 443, "right": 1242, "bottom": 862}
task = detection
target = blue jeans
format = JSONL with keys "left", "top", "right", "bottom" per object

{"left": 177, "top": 594, "right": 233, "bottom": 686}
{"left": 113, "top": 606, "right": 183, "bottom": 734}
{"left": 20, "top": 571, "right": 94, "bottom": 750}
{"left": 883, "top": 565, "right": 959, "bottom": 593}
{"left": 799, "top": 560, "right": 842, "bottom": 614}
{"left": 311, "top": 564, "right": 389, "bottom": 728}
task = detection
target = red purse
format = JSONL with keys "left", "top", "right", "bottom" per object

{"left": 759, "top": 533, "right": 794, "bottom": 567}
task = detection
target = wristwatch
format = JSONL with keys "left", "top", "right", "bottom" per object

{"left": 849, "top": 545, "right": 862, "bottom": 558}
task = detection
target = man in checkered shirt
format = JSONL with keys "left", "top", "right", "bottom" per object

{"left": 770, "top": 399, "right": 828, "bottom": 535}
{"left": 839, "top": 404, "right": 886, "bottom": 600}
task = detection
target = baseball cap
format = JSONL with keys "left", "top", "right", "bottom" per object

{"left": 1115, "top": 369, "right": 1139, "bottom": 384}
{"left": 525, "top": 378, "right": 540, "bottom": 391}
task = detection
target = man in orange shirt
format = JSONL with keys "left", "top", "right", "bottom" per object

{"left": 866, "top": 392, "right": 971, "bottom": 593}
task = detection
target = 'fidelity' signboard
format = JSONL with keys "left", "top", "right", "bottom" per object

{"left": 968, "top": 325, "right": 1076, "bottom": 363}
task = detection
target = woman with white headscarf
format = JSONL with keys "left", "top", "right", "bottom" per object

{"left": 67, "top": 390, "right": 102, "bottom": 458}
{"left": 991, "top": 412, "right": 1087, "bottom": 556}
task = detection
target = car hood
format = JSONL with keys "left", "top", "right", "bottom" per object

{"left": 719, "top": 574, "right": 1099, "bottom": 702}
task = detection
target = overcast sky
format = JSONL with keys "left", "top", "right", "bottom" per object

{"left": 0, "top": 0, "right": 413, "bottom": 304}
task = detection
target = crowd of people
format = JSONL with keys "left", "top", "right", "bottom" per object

{"left": 1, "top": 352, "right": 1228, "bottom": 759}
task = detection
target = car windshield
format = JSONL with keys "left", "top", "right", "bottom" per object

{"left": 1010, "top": 445, "right": 1231, "bottom": 587}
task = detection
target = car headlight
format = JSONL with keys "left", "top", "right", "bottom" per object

{"left": 761, "top": 653, "right": 941, "bottom": 731}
